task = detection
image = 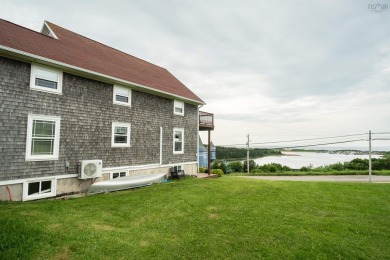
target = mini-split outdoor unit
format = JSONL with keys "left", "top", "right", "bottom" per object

{"left": 78, "top": 160, "right": 103, "bottom": 179}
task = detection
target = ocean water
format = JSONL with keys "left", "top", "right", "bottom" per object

{"left": 254, "top": 152, "right": 382, "bottom": 169}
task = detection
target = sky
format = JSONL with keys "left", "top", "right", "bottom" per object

{"left": 1, "top": 0, "right": 389, "bottom": 150}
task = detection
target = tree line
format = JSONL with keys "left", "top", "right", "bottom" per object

{"left": 209, "top": 153, "right": 390, "bottom": 174}
{"left": 216, "top": 146, "right": 281, "bottom": 160}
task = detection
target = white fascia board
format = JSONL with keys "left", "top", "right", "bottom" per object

{"left": 0, "top": 45, "right": 205, "bottom": 105}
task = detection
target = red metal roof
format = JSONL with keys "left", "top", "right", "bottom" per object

{"left": 0, "top": 19, "right": 204, "bottom": 104}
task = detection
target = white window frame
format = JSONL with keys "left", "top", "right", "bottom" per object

{"left": 111, "top": 122, "right": 131, "bottom": 147}
{"left": 174, "top": 100, "right": 184, "bottom": 116}
{"left": 30, "top": 63, "right": 63, "bottom": 94}
{"left": 25, "top": 115, "right": 61, "bottom": 161}
{"left": 173, "top": 128, "right": 184, "bottom": 154}
{"left": 113, "top": 85, "right": 132, "bottom": 107}
{"left": 110, "top": 171, "right": 128, "bottom": 179}
{"left": 23, "top": 178, "right": 57, "bottom": 201}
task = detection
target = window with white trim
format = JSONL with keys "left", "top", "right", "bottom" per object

{"left": 173, "top": 128, "right": 184, "bottom": 154}
{"left": 30, "top": 64, "right": 63, "bottom": 94}
{"left": 113, "top": 85, "right": 132, "bottom": 107}
{"left": 174, "top": 100, "right": 184, "bottom": 116}
{"left": 26, "top": 115, "right": 61, "bottom": 161}
{"left": 23, "top": 179, "right": 56, "bottom": 201}
{"left": 112, "top": 122, "right": 131, "bottom": 147}
{"left": 111, "top": 171, "right": 127, "bottom": 179}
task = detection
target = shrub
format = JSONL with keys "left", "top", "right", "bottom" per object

{"left": 199, "top": 167, "right": 206, "bottom": 173}
{"left": 212, "top": 160, "right": 220, "bottom": 170}
{"left": 211, "top": 160, "right": 227, "bottom": 174}
{"left": 300, "top": 166, "right": 310, "bottom": 172}
{"left": 330, "top": 163, "right": 344, "bottom": 171}
{"left": 251, "top": 169, "right": 263, "bottom": 174}
{"left": 229, "top": 161, "right": 243, "bottom": 172}
{"left": 269, "top": 165, "right": 277, "bottom": 173}
{"left": 257, "top": 163, "right": 290, "bottom": 173}
{"left": 220, "top": 161, "right": 227, "bottom": 174}
{"left": 210, "top": 169, "right": 224, "bottom": 177}
{"left": 243, "top": 159, "right": 257, "bottom": 172}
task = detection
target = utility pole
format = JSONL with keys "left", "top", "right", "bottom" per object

{"left": 369, "top": 130, "right": 372, "bottom": 183}
{"left": 246, "top": 134, "right": 250, "bottom": 174}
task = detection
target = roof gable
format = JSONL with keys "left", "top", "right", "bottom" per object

{"left": 0, "top": 19, "right": 204, "bottom": 104}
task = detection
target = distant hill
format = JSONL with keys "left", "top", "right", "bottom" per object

{"left": 216, "top": 146, "right": 281, "bottom": 160}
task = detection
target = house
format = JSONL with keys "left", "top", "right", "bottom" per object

{"left": 0, "top": 19, "right": 213, "bottom": 201}
{"left": 198, "top": 137, "right": 216, "bottom": 168}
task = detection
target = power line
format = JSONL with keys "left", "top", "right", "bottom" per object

{"left": 372, "top": 138, "right": 390, "bottom": 141}
{"left": 250, "top": 133, "right": 367, "bottom": 145}
{"left": 216, "top": 132, "right": 390, "bottom": 148}
{"left": 218, "top": 133, "right": 368, "bottom": 147}
{"left": 271, "top": 139, "right": 368, "bottom": 149}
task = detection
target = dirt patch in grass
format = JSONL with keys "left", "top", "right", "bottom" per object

{"left": 92, "top": 224, "right": 115, "bottom": 231}
{"left": 52, "top": 246, "right": 71, "bottom": 260}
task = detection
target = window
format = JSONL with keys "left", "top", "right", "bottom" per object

{"left": 30, "top": 63, "right": 62, "bottom": 94}
{"left": 111, "top": 171, "right": 127, "bottom": 179}
{"left": 174, "top": 100, "right": 184, "bottom": 116}
{"left": 26, "top": 115, "right": 61, "bottom": 161}
{"left": 112, "top": 122, "right": 131, "bottom": 147}
{"left": 113, "top": 85, "right": 132, "bottom": 107}
{"left": 173, "top": 128, "right": 184, "bottom": 154}
{"left": 23, "top": 179, "right": 56, "bottom": 201}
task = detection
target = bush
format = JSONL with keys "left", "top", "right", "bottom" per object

{"left": 210, "top": 169, "right": 224, "bottom": 177}
{"left": 212, "top": 160, "right": 219, "bottom": 170}
{"left": 220, "top": 161, "right": 227, "bottom": 174}
{"left": 300, "top": 166, "right": 310, "bottom": 172}
{"left": 269, "top": 165, "right": 277, "bottom": 173}
{"left": 199, "top": 167, "right": 206, "bottom": 173}
{"left": 211, "top": 160, "right": 227, "bottom": 174}
{"left": 229, "top": 161, "right": 243, "bottom": 172}
{"left": 330, "top": 163, "right": 344, "bottom": 171}
{"left": 251, "top": 169, "right": 263, "bottom": 174}
{"left": 257, "top": 163, "right": 290, "bottom": 173}
{"left": 243, "top": 159, "right": 257, "bottom": 172}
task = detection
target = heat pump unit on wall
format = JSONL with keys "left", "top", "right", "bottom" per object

{"left": 79, "top": 160, "right": 103, "bottom": 179}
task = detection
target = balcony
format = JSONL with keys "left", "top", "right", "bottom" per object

{"left": 199, "top": 111, "right": 214, "bottom": 131}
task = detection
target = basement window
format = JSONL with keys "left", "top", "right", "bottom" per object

{"left": 112, "top": 122, "right": 131, "bottom": 147}
{"left": 174, "top": 100, "right": 184, "bottom": 116}
{"left": 23, "top": 179, "right": 56, "bottom": 201}
{"left": 30, "top": 63, "right": 62, "bottom": 94}
{"left": 113, "top": 85, "right": 132, "bottom": 107}
{"left": 111, "top": 171, "right": 127, "bottom": 179}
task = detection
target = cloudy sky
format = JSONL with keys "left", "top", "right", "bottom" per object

{"left": 1, "top": 0, "right": 389, "bottom": 149}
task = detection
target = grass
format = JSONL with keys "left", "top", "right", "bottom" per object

{"left": 231, "top": 170, "right": 390, "bottom": 176}
{"left": 1, "top": 177, "right": 390, "bottom": 259}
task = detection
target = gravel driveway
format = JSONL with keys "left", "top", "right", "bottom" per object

{"left": 239, "top": 175, "right": 390, "bottom": 183}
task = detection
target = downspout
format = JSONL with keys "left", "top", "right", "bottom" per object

{"left": 197, "top": 106, "right": 202, "bottom": 173}
{"left": 160, "top": 126, "right": 163, "bottom": 166}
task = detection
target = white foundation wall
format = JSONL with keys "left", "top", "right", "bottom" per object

{"left": 0, "top": 162, "right": 198, "bottom": 201}
{"left": 0, "top": 183, "right": 23, "bottom": 201}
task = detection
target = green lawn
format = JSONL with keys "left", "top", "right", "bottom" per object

{"left": 1, "top": 177, "right": 390, "bottom": 259}
{"left": 232, "top": 170, "right": 390, "bottom": 176}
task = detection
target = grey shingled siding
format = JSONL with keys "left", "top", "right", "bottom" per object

{"left": 0, "top": 56, "right": 198, "bottom": 181}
